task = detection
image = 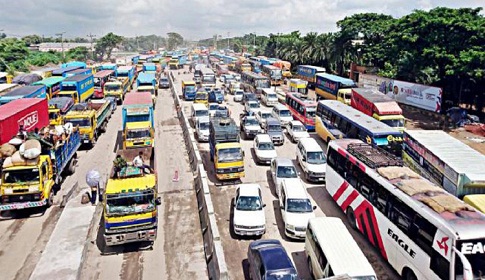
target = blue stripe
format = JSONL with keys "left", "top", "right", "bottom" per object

{"left": 106, "top": 217, "right": 156, "bottom": 229}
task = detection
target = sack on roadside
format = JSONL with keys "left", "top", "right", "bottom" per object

{"left": 2, "top": 157, "right": 13, "bottom": 168}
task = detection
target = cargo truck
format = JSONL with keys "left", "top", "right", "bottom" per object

{"left": 48, "top": 97, "right": 74, "bottom": 126}
{"left": 104, "top": 77, "right": 129, "bottom": 105}
{"left": 403, "top": 130, "right": 485, "bottom": 212}
{"left": 209, "top": 117, "right": 245, "bottom": 181}
{"left": 64, "top": 99, "right": 111, "bottom": 145}
{"left": 0, "top": 85, "right": 47, "bottom": 105}
{"left": 59, "top": 74, "right": 95, "bottom": 104}
{"left": 116, "top": 65, "right": 136, "bottom": 87}
{"left": 182, "top": 80, "right": 197, "bottom": 101}
{"left": 296, "top": 65, "right": 326, "bottom": 88}
{"left": 143, "top": 63, "right": 158, "bottom": 78}
{"left": 122, "top": 92, "right": 154, "bottom": 150}
{"left": 0, "top": 98, "right": 49, "bottom": 145}
{"left": 103, "top": 147, "right": 160, "bottom": 246}
{"left": 351, "top": 88, "right": 405, "bottom": 132}
{"left": 168, "top": 56, "right": 179, "bottom": 70}
{"left": 136, "top": 73, "right": 157, "bottom": 102}
{"left": 0, "top": 130, "right": 81, "bottom": 211}
{"left": 315, "top": 73, "right": 355, "bottom": 104}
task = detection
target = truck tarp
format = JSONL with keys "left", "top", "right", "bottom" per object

{"left": 0, "top": 85, "right": 47, "bottom": 105}
{"left": 0, "top": 98, "right": 49, "bottom": 144}
{"left": 123, "top": 91, "right": 153, "bottom": 106}
{"left": 12, "top": 73, "right": 43, "bottom": 85}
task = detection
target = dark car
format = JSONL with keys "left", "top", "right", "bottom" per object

{"left": 243, "top": 92, "right": 258, "bottom": 103}
{"left": 159, "top": 77, "right": 170, "bottom": 89}
{"left": 247, "top": 239, "right": 299, "bottom": 280}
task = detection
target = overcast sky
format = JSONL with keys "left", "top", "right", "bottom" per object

{"left": 0, "top": 0, "right": 483, "bottom": 40}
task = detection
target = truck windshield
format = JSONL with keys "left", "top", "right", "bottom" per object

{"left": 218, "top": 148, "right": 243, "bottom": 163}
{"left": 105, "top": 84, "right": 121, "bottom": 91}
{"left": 3, "top": 168, "right": 40, "bottom": 184}
{"left": 236, "top": 196, "right": 262, "bottom": 211}
{"left": 49, "top": 112, "right": 59, "bottom": 119}
{"left": 67, "top": 118, "right": 91, "bottom": 127}
{"left": 195, "top": 110, "right": 209, "bottom": 117}
{"left": 287, "top": 199, "right": 313, "bottom": 213}
{"left": 93, "top": 78, "right": 101, "bottom": 87}
{"left": 106, "top": 191, "right": 155, "bottom": 216}
{"left": 196, "top": 93, "right": 208, "bottom": 100}
{"left": 381, "top": 119, "right": 405, "bottom": 128}
{"left": 127, "top": 129, "right": 150, "bottom": 139}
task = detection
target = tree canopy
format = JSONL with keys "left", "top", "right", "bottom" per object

{"left": 95, "top": 32, "right": 123, "bottom": 60}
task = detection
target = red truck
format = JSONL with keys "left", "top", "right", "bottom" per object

{"left": 350, "top": 88, "right": 405, "bottom": 131}
{"left": 0, "top": 98, "right": 49, "bottom": 144}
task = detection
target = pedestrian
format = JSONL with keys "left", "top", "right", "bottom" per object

{"left": 90, "top": 183, "right": 98, "bottom": 205}
{"left": 133, "top": 151, "right": 153, "bottom": 173}
{"left": 17, "top": 125, "right": 27, "bottom": 140}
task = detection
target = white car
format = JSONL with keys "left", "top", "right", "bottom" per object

{"left": 256, "top": 110, "right": 272, "bottom": 128}
{"left": 296, "top": 138, "right": 326, "bottom": 183}
{"left": 195, "top": 116, "right": 210, "bottom": 142}
{"left": 270, "top": 158, "right": 299, "bottom": 194}
{"left": 233, "top": 184, "right": 266, "bottom": 236}
{"left": 233, "top": 90, "right": 244, "bottom": 102}
{"left": 287, "top": 120, "right": 310, "bottom": 143}
{"left": 208, "top": 102, "right": 219, "bottom": 117}
{"left": 253, "top": 134, "right": 278, "bottom": 165}
{"left": 245, "top": 100, "right": 261, "bottom": 114}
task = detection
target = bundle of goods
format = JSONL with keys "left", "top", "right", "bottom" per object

{"left": 1, "top": 140, "right": 42, "bottom": 168}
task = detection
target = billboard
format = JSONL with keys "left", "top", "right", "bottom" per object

{"left": 379, "top": 79, "right": 442, "bottom": 113}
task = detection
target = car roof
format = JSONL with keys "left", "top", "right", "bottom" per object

{"left": 290, "top": 120, "right": 304, "bottom": 126}
{"left": 192, "top": 103, "right": 207, "bottom": 110}
{"left": 249, "top": 240, "right": 295, "bottom": 272}
{"left": 256, "top": 134, "right": 272, "bottom": 142}
{"left": 237, "top": 184, "right": 261, "bottom": 197}
{"left": 198, "top": 116, "right": 210, "bottom": 123}
{"left": 282, "top": 178, "right": 308, "bottom": 199}
{"left": 274, "top": 157, "right": 295, "bottom": 167}
{"left": 274, "top": 104, "right": 288, "bottom": 110}
{"left": 299, "top": 138, "right": 323, "bottom": 151}
{"left": 266, "top": 117, "right": 280, "bottom": 124}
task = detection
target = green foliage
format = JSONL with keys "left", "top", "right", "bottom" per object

{"left": 0, "top": 38, "right": 30, "bottom": 72}
{"left": 123, "top": 35, "right": 166, "bottom": 52}
{"left": 26, "top": 51, "right": 62, "bottom": 67}
{"left": 95, "top": 32, "right": 123, "bottom": 61}
{"left": 167, "top": 32, "right": 184, "bottom": 51}
{"left": 66, "top": 46, "right": 90, "bottom": 61}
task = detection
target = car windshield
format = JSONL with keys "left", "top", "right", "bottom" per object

{"left": 280, "top": 110, "right": 292, "bottom": 117}
{"left": 287, "top": 199, "right": 313, "bottom": 213}
{"left": 196, "top": 93, "right": 208, "bottom": 100}
{"left": 268, "top": 93, "right": 277, "bottom": 99}
{"left": 127, "top": 129, "right": 150, "bottom": 139}
{"left": 235, "top": 91, "right": 243, "bottom": 96}
{"left": 307, "top": 151, "right": 326, "bottom": 164}
{"left": 106, "top": 191, "right": 156, "bottom": 216}
{"left": 105, "top": 84, "right": 121, "bottom": 91}
{"left": 218, "top": 148, "right": 243, "bottom": 163}
{"left": 3, "top": 168, "right": 40, "bottom": 184}
{"left": 381, "top": 119, "right": 405, "bottom": 128}
{"left": 246, "top": 119, "right": 259, "bottom": 126}
{"left": 199, "top": 122, "right": 209, "bottom": 130}
{"left": 209, "top": 104, "right": 219, "bottom": 110}
{"left": 261, "top": 113, "right": 271, "bottom": 119}
{"left": 268, "top": 124, "right": 282, "bottom": 131}
{"left": 277, "top": 166, "right": 298, "bottom": 178}
{"left": 306, "top": 109, "right": 316, "bottom": 118}
{"left": 236, "top": 196, "right": 262, "bottom": 211}
{"left": 67, "top": 118, "right": 91, "bottom": 127}
{"left": 249, "top": 102, "right": 260, "bottom": 109}
{"left": 161, "top": 78, "right": 168, "bottom": 83}
{"left": 258, "top": 142, "right": 274, "bottom": 150}
{"left": 292, "top": 124, "right": 306, "bottom": 132}
{"left": 195, "top": 110, "right": 209, "bottom": 117}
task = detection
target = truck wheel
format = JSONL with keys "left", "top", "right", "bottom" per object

{"left": 46, "top": 189, "right": 54, "bottom": 207}
{"left": 67, "top": 159, "right": 76, "bottom": 175}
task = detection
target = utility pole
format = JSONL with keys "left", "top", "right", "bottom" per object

{"left": 56, "top": 32, "right": 66, "bottom": 61}
{"left": 87, "top": 33, "right": 96, "bottom": 60}
{"left": 227, "top": 32, "right": 230, "bottom": 49}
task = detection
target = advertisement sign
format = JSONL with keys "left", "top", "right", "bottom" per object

{"left": 316, "top": 75, "right": 338, "bottom": 96}
{"left": 379, "top": 80, "right": 442, "bottom": 113}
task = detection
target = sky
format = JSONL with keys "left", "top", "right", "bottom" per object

{"left": 0, "top": 0, "right": 483, "bottom": 41}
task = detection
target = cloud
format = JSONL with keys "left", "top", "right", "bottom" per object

{"left": 0, "top": 0, "right": 482, "bottom": 40}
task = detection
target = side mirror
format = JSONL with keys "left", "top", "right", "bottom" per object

{"left": 302, "top": 157, "right": 306, "bottom": 162}
{"left": 155, "top": 197, "right": 162, "bottom": 205}
{"left": 263, "top": 204, "right": 267, "bottom": 208}
{"left": 313, "top": 205, "right": 317, "bottom": 210}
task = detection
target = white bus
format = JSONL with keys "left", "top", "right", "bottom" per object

{"left": 306, "top": 217, "right": 377, "bottom": 280}
{"left": 326, "top": 139, "right": 485, "bottom": 280}
{"left": 200, "top": 67, "right": 216, "bottom": 88}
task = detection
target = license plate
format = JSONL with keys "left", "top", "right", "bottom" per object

{"left": 318, "top": 178, "right": 324, "bottom": 181}
{"left": 83, "top": 140, "right": 90, "bottom": 143}
{"left": 17, "top": 204, "right": 25, "bottom": 209}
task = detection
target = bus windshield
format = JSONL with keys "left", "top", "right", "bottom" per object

{"left": 381, "top": 118, "right": 405, "bottom": 128}
{"left": 306, "top": 109, "right": 316, "bottom": 118}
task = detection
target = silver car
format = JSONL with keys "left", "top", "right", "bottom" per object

{"left": 270, "top": 158, "right": 299, "bottom": 196}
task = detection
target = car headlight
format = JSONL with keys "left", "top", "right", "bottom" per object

{"left": 286, "top": 224, "right": 295, "bottom": 230}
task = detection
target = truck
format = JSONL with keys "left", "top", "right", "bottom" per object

{"left": 64, "top": 99, "right": 111, "bottom": 146}
{"left": 122, "top": 92, "right": 154, "bottom": 150}
{"left": 0, "top": 84, "right": 22, "bottom": 99}
{"left": 209, "top": 117, "right": 245, "bottom": 181}
{"left": 116, "top": 65, "right": 136, "bottom": 87}
{"left": 315, "top": 73, "right": 356, "bottom": 104}
{"left": 182, "top": 80, "right": 197, "bottom": 101}
{"left": 296, "top": 65, "right": 326, "bottom": 88}
{"left": 103, "top": 147, "right": 160, "bottom": 246}
{"left": 136, "top": 73, "right": 157, "bottom": 102}
{"left": 350, "top": 88, "right": 405, "bottom": 132}
{"left": 104, "top": 78, "right": 129, "bottom": 105}
{"left": 168, "top": 56, "right": 179, "bottom": 70}
{"left": 0, "top": 130, "right": 81, "bottom": 211}
{"left": 59, "top": 74, "right": 95, "bottom": 104}
{"left": 178, "top": 55, "right": 188, "bottom": 68}
{"left": 0, "top": 85, "right": 47, "bottom": 105}
{"left": 0, "top": 98, "right": 49, "bottom": 145}
{"left": 288, "top": 79, "right": 308, "bottom": 97}
{"left": 235, "top": 59, "right": 251, "bottom": 73}
{"left": 48, "top": 96, "right": 74, "bottom": 126}
{"left": 273, "top": 61, "right": 292, "bottom": 78}
{"left": 143, "top": 63, "right": 158, "bottom": 78}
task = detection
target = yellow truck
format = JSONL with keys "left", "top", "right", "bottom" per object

{"left": 122, "top": 92, "right": 155, "bottom": 150}
{"left": 194, "top": 90, "right": 209, "bottom": 106}
{"left": 64, "top": 99, "right": 112, "bottom": 146}
{"left": 104, "top": 77, "right": 129, "bottom": 105}
{"left": 48, "top": 96, "right": 74, "bottom": 126}
{"left": 0, "top": 131, "right": 81, "bottom": 211}
{"left": 103, "top": 147, "right": 160, "bottom": 246}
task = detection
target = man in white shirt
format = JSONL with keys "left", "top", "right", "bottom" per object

{"left": 133, "top": 151, "right": 153, "bottom": 173}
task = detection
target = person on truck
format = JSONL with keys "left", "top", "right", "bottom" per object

{"left": 113, "top": 155, "right": 127, "bottom": 178}
{"left": 133, "top": 151, "right": 153, "bottom": 173}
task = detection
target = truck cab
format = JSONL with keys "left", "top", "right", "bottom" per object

{"left": 104, "top": 79, "right": 124, "bottom": 105}
{"left": 182, "top": 80, "right": 197, "bottom": 101}
{"left": 124, "top": 122, "right": 154, "bottom": 149}
{"left": 194, "top": 90, "right": 209, "bottom": 106}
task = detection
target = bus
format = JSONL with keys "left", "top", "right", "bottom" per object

{"left": 200, "top": 67, "right": 216, "bottom": 88}
{"left": 248, "top": 57, "right": 262, "bottom": 73}
{"left": 51, "top": 65, "right": 84, "bottom": 77}
{"left": 215, "top": 64, "right": 229, "bottom": 76}
{"left": 316, "top": 100, "right": 403, "bottom": 156}
{"left": 289, "top": 79, "right": 308, "bottom": 97}
{"left": 261, "top": 65, "right": 283, "bottom": 86}
{"left": 33, "top": 76, "right": 65, "bottom": 99}
{"left": 315, "top": 73, "right": 356, "bottom": 104}
{"left": 93, "top": 70, "right": 115, "bottom": 98}
{"left": 241, "top": 71, "right": 270, "bottom": 98}
{"left": 285, "top": 92, "right": 317, "bottom": 131}
{"left": 222, "top": 55, "right": 237, "bottom": 71}
{"left": 326, "top": 139, "right": 485, "bottom": 280}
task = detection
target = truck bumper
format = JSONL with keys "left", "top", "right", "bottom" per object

{"left": 216, "top": 171, "right": 245, "bottom": 181}
{"left": 104, "top": 228, "right": 157, "bottom": 246}
{"left": 0, "top": 199, "right": 47, "bottom": 211}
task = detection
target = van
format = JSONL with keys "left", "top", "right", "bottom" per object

{"left": 190, "top": 103, "right": 209, "bottom": 126}
{"left": 296, "top": 138, "right": 326, "bottom": 183}
{"left": 261, "top": 88, "right": 278, "bottom": 107}
{"left": 272, "top": 104, "right": 293, "bottom": 126}
{"left": 195, "top": 116, "right": 210, "bottom": 142}
{"left": 306, "top": 217, "right": 377, "bottom": 280}
{"left": 279, "top": 178, "right": 316, "bottom": 239}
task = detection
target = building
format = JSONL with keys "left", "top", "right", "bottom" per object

{"left": 38, "top": 43, "right": 94, "bottom": 52}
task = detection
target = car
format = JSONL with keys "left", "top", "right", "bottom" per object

{"left": 233, "top": 184, "right": 266, "bottom": 236}
{"left": 255, "top": 110, "right": 272, "bottom": 128}
{"left": 264, "top": 117, "right": 284, "bottom": 145}
{"left": 233, "top": 90, "right": 244, "bottom": 102}
{"left": 240, "top": 115, "right": 262, "bottom": 140}
{"left": 244, "top": 100, "right": 261, "bottom": 114}
{"left": 233, "top": 74, "right": 241, "bottom": 82}
{"left": 287, "top": 120, "right": 310, "bottom": 143}
{"left": 296, "top": 138, "right": 326, "bottom": 183}
{"left": 209, "top": 88, "right": 224, "bottom": 103}
{"left": 208, "top": 102, "right": 220, "bottom": 117}
{"left": 247, "top": 239, "right": 299, "bottom": 280}
{"left": 272, "top": 104, "right": 293, "bottom": 126}
{"left": 222, "top": 74, "right": 235, "bottom": 86}
{"left": 242, "top": 92, "right": 258, "bottom": 103}
{"left": 229, "top": 82, "right": 241, "bottom": 95}
{"left": 253, "top": 134, "right": 278, "bottom": 165}
{"left": 195, "top": 116, "right": 210, "bottom": 142}
{"left": 279, "top": 178, "right": 316, "bottom": 239}
{"left": 159, "top": 77, "right": 170, "bottom": 89}
{"left": 270, "top": 158, "right": 299, "bottom": 193}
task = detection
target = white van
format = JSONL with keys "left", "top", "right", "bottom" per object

{"left": 296, "top": 138, "right": 326, "bottom": 183}
{"left": 272, "top": 104, "right": 293, "bottom": 126}
{"left": 191, "top": 103, "right": 209, "bottom": 126}
{"left": 261, "top": 88, "right": 279, "bottom": 107}
{"left": 195, "top": 116, "right": 210, "bottom": 142}
{"left": 279, "top": 178, "right": 316, "bottom": 239}
{"left": 306, "top": 217, "right": 377, "bottom": 280}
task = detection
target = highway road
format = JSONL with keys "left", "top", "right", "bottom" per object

{"left": 173, "top": 67, "right": 401, "bottom": 280}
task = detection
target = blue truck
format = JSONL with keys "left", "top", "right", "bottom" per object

{"left": 64, "top": 68, "right": 93, "bottom": 77}
{"left": 137, "top": 72, "right": 157, "bottom": 88}
{"left": 116, "top": 66, "right": 136, "bottom": 86}
{"left": 52, "top": 65, "right": 84, "bottom": 77}
{"left": 178, "top": 55, "right": 188, "bottom": 68}
{"left": 297, "top": 65, "right": 326, "bottom": 89}
{"left": 59, "top": 74, "right": 95, "bottom": 103}
{"left": 0, "top": 85, "right": 47, "bottom": 105}
{"left": 143, "top": 63, "right": 157, "bottom": 73}
{"left": 62, "top": 61, "right": 87, "bottom": 68}
{"left": 209, "top": 88, "right": 224, "bottom": 104}
{"left": 99, "top": 63, "right": 118, "bottom": 71}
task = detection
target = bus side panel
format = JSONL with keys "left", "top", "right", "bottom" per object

{"left": 316, "top": 88, "right": 337, "bottom": 101}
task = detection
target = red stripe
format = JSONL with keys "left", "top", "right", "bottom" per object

{"left": 340, "top": 190, "right": 358, "bottom": 211}
{"left": 332, "top": 181, "right": 349, "bottom": 201}
{"left": 355, "top": 201, "right": 388, "bottom": 260}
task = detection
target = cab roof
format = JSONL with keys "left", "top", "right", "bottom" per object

{"left": 106, "top": 176, "right": 156, "bottom": 194}
{"left": 237, "top": 183, "right": 261, "bottom": 197}
{"left": 282, "top": 178, "right": 308, "bottom": 199}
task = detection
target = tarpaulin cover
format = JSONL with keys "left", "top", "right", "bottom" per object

{"left": 12, "top": 73, "right": 42, "bottom": 85}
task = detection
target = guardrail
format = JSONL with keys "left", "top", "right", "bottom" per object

{"left": 169, "top": 72, "right": 230, "bottom": 280}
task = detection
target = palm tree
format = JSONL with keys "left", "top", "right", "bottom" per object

{"left": 302, "top": 32, "right": 319, "bottom": 64}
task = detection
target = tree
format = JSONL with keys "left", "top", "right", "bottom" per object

{"left": 67, "top": 46, "right": 90, "bottom": 61}
{"left": 26, "top": 51, "right": 62, "bottom": 67}
{"left": 167, "top": 32, "right": 184, "bottom": 50}
{"left": 0, "top": 38, "right": 29, "bottom": 72}
{"left": 22, "top": 34, "right": 43, "bottom": 46}
{"left": 95, "top": 32, "right": 123, "bottom": 61}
